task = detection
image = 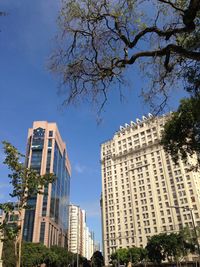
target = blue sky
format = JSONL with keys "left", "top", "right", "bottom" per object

{"left": 0, "top": 0, "right": 184, "bottom": 246}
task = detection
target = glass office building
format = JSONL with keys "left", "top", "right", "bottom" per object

{"left": 22, "top": 121, "right": 71, "bottom": 247}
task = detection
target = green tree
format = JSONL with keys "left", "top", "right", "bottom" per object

{"left": 82, "top": 257, "right": 91, "bottom": 267}
{"left": 111, "top": 247, "right": 146, "bottom": 266}
{"left": 146, "top": 232, "right": 195, "bottom": 264}
{"left": 161, "top": 96, "right": 200, "bottom": 169}
{"left": 2, "top": 239, "right": 16, "bottom": 267}
{"left": 49, "top": 0, "right": 200, "bottom": 113}
{"left": 111, "top": 248, "right": 129, "bottom": 265}
{"left": 0, "top": 141, "right": 55, "bottom": 267}
{"left": 128, "top": 247, "right": 147, "bottom": 265}
{"left": 49, "top": 246, "right": 74, "bottom": 267}
{"left": 146, "top": 234, "right": 165, "bottom": 264}
{"left": 91, "top": 251, "right": 104, "bottom": 267}
{"left": 161, "top": 61, "right": 200, "bottom": 168}
{"left": 21, "top": 242, "right": 51, "bottom": 267}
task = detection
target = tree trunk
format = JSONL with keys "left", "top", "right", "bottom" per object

{"left": 16, "top": 209, "right": 22, "bottom": 267}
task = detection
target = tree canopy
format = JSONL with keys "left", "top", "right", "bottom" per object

{"left": 91, "top": 251, "right": 104, "bottom": 267}
{"left": 4, "top": 241, "right": 83, "bottom": 267}
{"left": 110, "top": 247, "right": 147, "bottom": 265}
{"left": 146, "top": 231, "right": 195, "bottom": 264}
{"left": 0, "top": 141, "right": 55, "bottom": 267}
{"left": 49, "top": 0, "right": 200, "bottom": 163}
{"left": 161, "top": 96, "right": 200, "bottom": 169}
{"left": 21, "top": 242, "right": 52, "bottom": 267}
{"left": 161, "top": 62, "right": 200, "bottom": 168}
{"left": 2, "top": 239, "right": 16, "bottom": 267}
{"left": 50, "top": 0, "right": 200, "bottom": 112}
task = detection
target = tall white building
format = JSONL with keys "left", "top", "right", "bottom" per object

{"left": 68, "top": 204, "right": 94, "bottom": 259}
{"left": 101, "top": 114, "right": 200, "bottom": 265}
{"left": 68, "top": 205, "right": 81, "bottom": 254}
{"left": 84, "top": 226, "right": 94, "bottom": 259}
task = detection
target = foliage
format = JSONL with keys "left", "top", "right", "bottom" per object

{"left": 21, "top": 243, "right": 89, "bottom": 267}
{"left": 3, "top": 241, "right": 67, "bottom": 267}
{"left": 48, "top": 246, "right": 74, "bottom": 267}
{"left": 91, "top": 250, "right": 104, "bottom": 267}
{"left": 145, "top": 232, "right": 195, "bottom": 264}
{"left": 0, "top": 141, "right": 55, "bottom": 267}
{"left": 129, "top": 247, "right": 147, "bottom": 265}
{"left": 21, "top": 242, "right": 51, "bottom": 267}
{"left": 184, "top": 63, "right": 200, "bottom": 97}
{"left": 111, "top": 247, "right": 146, "bottom": 265}
{"left": 50, "top": 0, "right": 200, "bottom": 163}
{"left": 2, "top": 141, "right": 55, "bottom": 204}
{"left": 161, "top": 96, "right": 200, "bottom": 169}
{"left": 82, "top": 257, "right": 92, "bottom": 267}
{"left": 0, "top": 203, "right": 19, "bottom": 240}
{"left": 50, "top": 0, "right": 200, "bottom": 113}
{"left": 2, "top": 239, "right": 16, "bottom": 267}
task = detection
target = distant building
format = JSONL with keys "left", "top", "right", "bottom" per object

{"left": 101, "top": 114, "right": 200, "bottom": 265}
{"left": 94, "top": 241, "right": 101, "bottom": 252}
{"left": 22, "top": 121, "right": 71, "bottom": 247}
{"left": 84, "top": 226, "right": 94, "bottom": 260}
{"left": 68, "top": 205, "right": 81, "bottom": 254}
{"left": 68, "top": 204, "right": 94, "bottom": 259}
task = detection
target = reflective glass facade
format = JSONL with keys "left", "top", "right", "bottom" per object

{"left": 22, "top": 123, "right": 71, "bottom": 247}
{"left": 23, "top": 128, "right": 45, "bottom": 242}
{"left": 50, "top": 141, "right": 70, "bottom": 232}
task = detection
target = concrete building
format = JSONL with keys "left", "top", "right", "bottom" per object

{"left": 85, "top": 226, "right": 94, "bottom": 260}
{"left": 101, "top": 114, "right": 200, "bottom": 265}
{"left": 22, "top": 121, "right": 71, "bottom": 247}
{"left": 68, "top": 205, "right": 82, "bottom": 254}
{"left": 94, "top": 241, "right": 101, "bottom": 252}
{"left": 68, "top": 204, "right": 94, "bottom": 259}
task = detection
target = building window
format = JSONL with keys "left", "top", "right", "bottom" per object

{"left": 40, "top": 222, "right": 46, "bottom": 243}
{"left": 49, "top": 131, "right": 53, "bottom": 137}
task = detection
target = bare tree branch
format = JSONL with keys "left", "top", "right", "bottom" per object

{"left": 49, "top": 0, "right": 200, "bottom": 113}
{"left": 158, "top": 0, "right": 184, "bottom": 12}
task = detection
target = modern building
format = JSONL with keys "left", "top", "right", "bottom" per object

{"left": 101, "top": 114, "right": 200, "bottom": 265}
{"left": 68, "top": 204, "right": 94, "bottom": 259}
{"left": 22, "top": 121, "right": 71, "bottom": 248}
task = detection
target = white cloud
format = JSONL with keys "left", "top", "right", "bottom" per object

{"left": 74, "top": 163, "right": 87, "bottom": 174}
{"left": 73, "top": 162, "right": 99, "bottom": 175}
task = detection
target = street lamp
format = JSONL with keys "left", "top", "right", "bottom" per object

{"left": 169, "top": 206, "right": 200, "bottom": 258}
